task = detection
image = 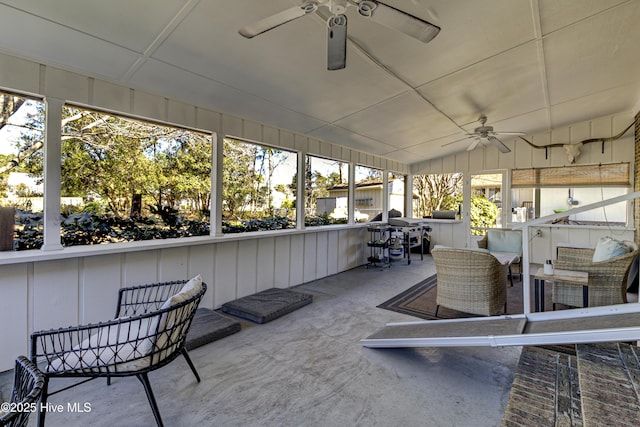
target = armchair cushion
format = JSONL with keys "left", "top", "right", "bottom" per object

{"left": 485, "top": 229, "right": 522, "bottom": 256}
{"left": 48, "top": 317, "right": 157, "bottom": 372}
{"left": 592, "top": 236, "right": 633, "bottom": 262}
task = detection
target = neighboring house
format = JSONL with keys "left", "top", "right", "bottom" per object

{"left": 326, "top": 178, "right": 405, "bottom": 221}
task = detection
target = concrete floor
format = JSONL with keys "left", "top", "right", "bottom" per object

{"left": 4, "top": 256, "right": 522, "bottom": 426}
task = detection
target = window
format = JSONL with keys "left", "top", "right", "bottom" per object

{"left": 0, "top": 92, "right": 45, "bottom": 251}
{"left": 59, "top": 105, "right": 212, "bottom": 246}
{"left": 305, "top": 155, "right": 349, "bottom": 226}
{"left": 388, "top": 172, "right": 405, "bottom": 217}
{"left": 412, "top": 173, "right": 462, "bottom": 218}
{"left": 354, "top": 165, "right": 382, "bottom": 222}
{"left": 511, "top": 164, "right": 630, "bottom": 225}
{"left": 470, "top": 172, "right": 503, "bottom": 233}
{"left": 222, "top": 137, "right": 297, "bottom": 233}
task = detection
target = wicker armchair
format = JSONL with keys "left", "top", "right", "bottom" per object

{"left": 431, "top": 247, "right": 508, "bottom": 316}
{"left": 553, "top": 247, "right": 640, "bottom": 308}
{"left": 0, "top": 356, "right": 45, "bottom": 427}
{"left": 30, "top": 277, "right": 206, "bottom": 427}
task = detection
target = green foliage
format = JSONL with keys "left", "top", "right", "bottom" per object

{"left": 452, "top": 195, "right": 499, "bottom": 234}
{"left": 222, "top": 216, "right": 294, "bottom": 233}
{"left": 13, "top": 209, "right": 211, "bottom": 250}
{"left": 304, "top": 214, "right": 347, "bottom": 227}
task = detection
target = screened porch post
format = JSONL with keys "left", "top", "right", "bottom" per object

{"left": 41, "top": 97, "right": 63, "bottom": 251}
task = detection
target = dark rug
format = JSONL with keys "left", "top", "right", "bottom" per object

{"left": 186, "top": 308, "right": 241, "bottom": 350}
{"left": 221, "top": 288, "right": 313, "bottom": 324}
{"left": 377, "top": 273, "right": 554, "bottom": 320}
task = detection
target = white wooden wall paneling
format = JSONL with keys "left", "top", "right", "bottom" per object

{"left": 274, "top": 236, "right": 292, "bottom": 288}
{"left": 123, "top": 250, "right": 160, "bottom": 286}
{"left": 289, "top": 235, "right": 305, "bottom": 287}
{"left": 159, "top": 247, "right": 189, "bottom": 282}
{"left": 257, "top": 237, "right": 276, "bottom": 292}
{"left": 237, "top": 239, "right": 258, "bottom": 298}
{"left": 0, "top": 264, "right": 29, "bottom": 369}
{"left": 81, "top": 254, "right": 122, "bottom": 324}
{"left": 327, "top": 231, "right": 339, "bottom": 275}
{"left": 215, "top": 241, "right": 239, "bottom": 303}
{"left": 303, "top": 233, "right": 317, "bottom": 283}
{"left": 316, "top": 232, "right": 329, "bottom": 279}
{"left": 32, "top": 259, "right": 79, "bottom": 331}
{"left": 187, "top": 244, "right": 216, "bottom": 309}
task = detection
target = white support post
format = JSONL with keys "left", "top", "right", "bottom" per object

{"left": 41, "top": 97, "right": 64, "bottom": 251}
{"left": 348, "top": 162, "right": 355, "bottom": 224}
{"left": 211, "top": 132, "right": 223, "bottom": 236}
{"left": 296, "top": 150, "right": 306, "bottom": 229}
{"left": 405, "top": 175, "right": 413, "bottom": 218}
{"left": 382, "top": 171, "right": 389, "bottom": 222}
{"left": 522, "top": 224, "right": 531, "bottom": 314}
{"left": 463, "top": 172, "right": 472, "bottom": 248}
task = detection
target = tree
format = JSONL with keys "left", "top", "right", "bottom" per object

{"left": 0, "top": 95, "right": 44, "bottom": 176}
{"left": 0, "top": 94, "right": 25, "bottom": 132}
{"left": 413, "top": 173, "right": 463, "bottom": 217}
{"left": 222, "top": 139, "right": 257, "bottom": 219}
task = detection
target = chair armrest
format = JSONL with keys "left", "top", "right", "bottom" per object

{"left": 556, "top": 246, "right": 594, "bottom": 263}
{"left": 555, "top": 250, "right": 639, "bottom": 279}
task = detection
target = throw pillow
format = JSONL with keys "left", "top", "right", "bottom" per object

{"left": 592, "top": 236, "right": 630, "bottom": 262}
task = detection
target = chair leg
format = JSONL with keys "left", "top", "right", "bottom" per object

{"left": 181, "top": 349, "right": 201, "bottom": 383}
{"left": 434, "top": 305, "right": 440, "bottom": 317}
{"left": 36, "top": 377, "right": 49, "bottom": 427}
{"left": 137, "top": 373, "right": 164, "bottom": 427}
{"left": 508, "top": 266, "right": 514, "bottom": 287}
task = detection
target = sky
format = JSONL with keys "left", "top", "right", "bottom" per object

{"left": 0, "top": 100, "right": 42, "bottom": 155}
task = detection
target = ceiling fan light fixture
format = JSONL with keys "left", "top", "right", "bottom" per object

{"left": 330, "top": 0, "right": 348, "bottom": 15}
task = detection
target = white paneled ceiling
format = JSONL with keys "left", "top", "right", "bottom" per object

{"left": 0, "top": 0, "right": 638, "bottom": 165}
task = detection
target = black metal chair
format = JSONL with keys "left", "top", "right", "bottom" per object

{"left": 30, "top": 277, "right": 206, "bottom": 427}
{"left": 0, "top": 356, "right": 46, "bottom": 427}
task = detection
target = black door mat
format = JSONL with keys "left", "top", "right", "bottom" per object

{"left": 186, "top": 308, "right": 241, "bottom": 350}
{"left": 221, "top": 288, "right": 313, "bottom": 324}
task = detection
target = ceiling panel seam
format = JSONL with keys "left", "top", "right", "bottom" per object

{"left": 347, "top": 36, "right": 463, "bottom": 133}
{"left": 530, "top": 0, "right": 552, "bottom": 132}
{"left": 122, "top": 0, "right": 203, "bottom": 83}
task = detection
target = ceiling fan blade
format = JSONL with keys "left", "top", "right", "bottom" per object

{"left": 488, "top": 136, "right": 511, "bottom": 153}
{"left": 495, "top": 131, "right": 526, "bottom": 136}
{"left": 327, "top": 15, "right": 347, "bottom": 70}
{"left": 359, "top": 1, "right": 440, "bottom": 43}
{"left": 239, "top": 2, "right": 318, "bottom": 38}
{"left": 466, "top": 139, "right": 481, "bottom": 151}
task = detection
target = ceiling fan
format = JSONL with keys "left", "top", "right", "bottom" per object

{"left": 238, "top": 0, "right": 440, "bottom": 70}
{"left": 461, "top": 115, "right": 525, "bottom": 154}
